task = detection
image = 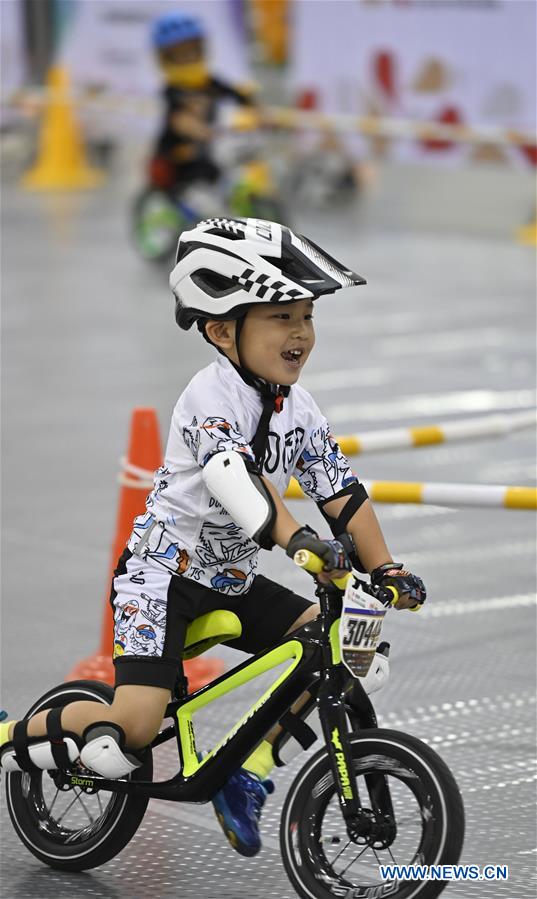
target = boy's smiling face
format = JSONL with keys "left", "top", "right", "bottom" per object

{"left": 206, "top": 299, "right": 316, "bottom": 386}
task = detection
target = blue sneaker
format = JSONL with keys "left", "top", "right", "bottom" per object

{"left": 212, "top": 768, "right": 274, "bottom": 857}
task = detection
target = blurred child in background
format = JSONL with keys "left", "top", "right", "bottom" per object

{"left": 149, "top": 12, "right": 257, "bottom": 194}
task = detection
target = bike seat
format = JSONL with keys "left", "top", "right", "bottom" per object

{"left": 182, "top": 610, "right": 242, "bottom": 660}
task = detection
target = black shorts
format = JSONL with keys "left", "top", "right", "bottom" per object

{"left": 111, "top": 549, "right": 313, "bottom": 690}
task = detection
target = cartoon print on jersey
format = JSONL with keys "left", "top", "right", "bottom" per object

{"left": 129, "top": 569, "right": 146, "bottom": 585}
{"left": 295, "top": 422, "right": 358, "bottom": 502}
{"left": 139, "top": 593, "right": 167, "bottom": 628}
{"left": 197, "top": 416, "right": 255, "bottom": 467}
{"left": 145, "top": 542, "right": 190, "bottom": 574}
{"left": 128, "top": 513, "right": 190, "bottom": 574}
{"left": 146, "top": 465, "right": 171, "bottom": 510}
{"left": 182, "top": 416, "right": 200, "bottom": 459}
{"left": 188, "top": 566, "right": 204, "bottom": 581}
{"left": 113, "top": 590, "right": 166, "bottom": 659}
{"left": 194, "top": 521, "right": 257, "bottom": 569}
{"left": 115, "top": 599, "right": 140, "bottom": 635}
{"left": 113, "top": 637, "right": 126, "bottom": 659}
{"left": 200, "top": 416, "right": 244, "bottom": 443}
{"left": 264, "top": 427, "right": 305, "bottom": 475}
{"left": 155, "top": 476, "right": 170, "bottom": 497}
{"left": 129, "top": 622, "right": 159, "bottom": 655}
{"left": 210, "top": 567, "right": 248, "bottom": 593}
{"left": 133, "top": 512, "right": 155, "bottom": 539}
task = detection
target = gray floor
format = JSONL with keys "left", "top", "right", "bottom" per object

{"left": 1, "top": 160, "right": 536, "bottom": 899}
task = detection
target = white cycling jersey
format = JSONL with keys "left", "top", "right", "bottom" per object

{"left": 127, "top": 354, "right": 359, "bottom": 594}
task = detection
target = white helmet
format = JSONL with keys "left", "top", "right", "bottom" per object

{"left": 170, "top": 217, "right": 366, "bottom": 330}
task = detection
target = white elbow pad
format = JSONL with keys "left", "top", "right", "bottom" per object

{"left": 202, "top": 451, "right": 276, "bottom": 548}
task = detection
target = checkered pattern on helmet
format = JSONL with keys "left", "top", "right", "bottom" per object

{"left": 236, "top": 268, "right": 305, "bottom": 303}
{"left": 201, "top": 218, "right": 246, "bottom": 236}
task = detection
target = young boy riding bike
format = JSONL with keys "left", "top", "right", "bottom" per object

{"left": 0, "top": 218, "right": 426, "bottom": 858}
{"left": 149, "top": 11, "right": 256, "bottom": 194}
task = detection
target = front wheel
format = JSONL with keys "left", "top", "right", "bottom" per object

{"left": 131, "top": 189, "right": 186, "bottom": 263}
{"left": 281, "top": 728, "right": 464, "bottom": 899}
{"left": 5, "top": 680, "right": 153, "bottom": 871}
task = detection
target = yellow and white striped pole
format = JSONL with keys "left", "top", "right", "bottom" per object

{"left": 284, "top": 478, "right": 537, "bottom": 510}
{"left": 264, "top": 106, "right": 537, "bottom": 149}
{"left": 122, "top": 458, "right": 536, "bottom": 510}
{"left": 335, "top": 410, "right": 537, "bottom": 456}
{"left": 7, "top": 90, "right": 537, "bottom": 149}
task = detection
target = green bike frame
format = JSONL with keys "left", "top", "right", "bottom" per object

{"left": 63, "top": 580, "right": 391, "bottom": 844}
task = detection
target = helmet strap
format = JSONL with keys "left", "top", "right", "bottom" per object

{"left": 230, "top": 315, "right": 289, "bottom": 467}
{"left": 199, "top": 315, "right": 289, "bottom": 467}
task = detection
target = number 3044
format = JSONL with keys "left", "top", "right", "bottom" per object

{"left": 342, "top": 616, "right": 383, "bottom": 650}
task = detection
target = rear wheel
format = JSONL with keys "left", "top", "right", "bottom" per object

{"left": 5, "top": 680, "right": 153, "bottom": 871}
{"left": 281, "top": 728, "right": 464, "bottom": 899}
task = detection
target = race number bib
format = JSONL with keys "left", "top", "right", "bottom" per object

{"left": 339, "top": 576, "right": 386, "bottom": 678}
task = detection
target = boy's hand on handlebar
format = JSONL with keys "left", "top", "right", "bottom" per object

{"left": 371, "top": 563, "right": 427, "bottom": 611}
{"left": 286, "top": 526, "right": 351, "bottom": 583}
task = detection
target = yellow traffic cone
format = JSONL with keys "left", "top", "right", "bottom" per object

{"left": 22, "top": 65, "right": 104, "bottom": 191}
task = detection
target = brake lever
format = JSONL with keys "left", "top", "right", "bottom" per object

{"left": 351, "top": 577, "right": 398, "bottom": 608}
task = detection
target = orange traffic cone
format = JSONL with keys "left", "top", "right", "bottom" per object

{"left": 66, "top": 408, "right": 225, "bottom": 692}
{"left": 23, "top": 65, "right": 104, "bottom": 191}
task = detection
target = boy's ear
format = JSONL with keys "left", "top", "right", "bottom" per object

{"left": 204, "top": 319, "right": 236, "bottom": 350}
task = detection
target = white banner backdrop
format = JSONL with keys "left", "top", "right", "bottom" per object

{"left": 1, "top": 0, "right": 27, "bottom": 110}
{"left": 58, "top": 0, "right": 250, "bottom": 136}
{"left": 290, "top": 0, "right": 537, "bottom": 165}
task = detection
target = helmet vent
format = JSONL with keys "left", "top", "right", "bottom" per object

{"left": 205, "top": 228, "right": 244, "bottom": 240}
{"left": 191, "top": 269, "right": 239, "bottom": 297}
{"left": 262, "top": 252, "right": 312, "bottom": 282}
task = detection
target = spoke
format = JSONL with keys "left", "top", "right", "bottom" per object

{"left": 371, "top": 846, "right": 383, "bottom": 866}
{"left": 340, "top": 843, "right": 370, "bottom": 876}
{"left": 55, "top": 791, "right": 83, "bottom": 823}
{"left": 331, "top": 839, "right": 352, "bottom": 866}
{"left": 47, "top": 787, "right": 61, "bottom": 817}
{"left": 73, "top": 792, "right": 97, "bottom": 825}
{"left": 55, "top": 789, "right": 96, "bottom": 826}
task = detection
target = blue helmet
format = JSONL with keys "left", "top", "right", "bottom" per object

{"left": 152, "top": 12, "right": 204, "bottom": 50}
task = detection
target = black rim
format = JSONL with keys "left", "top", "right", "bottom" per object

{"left": 290, "top": 751, "right": 446, "bottom": 899}
{"left": 7, "top": 685, "right": 129, "bottom": 853}
{"left": 13, "top": 769, "right": 126, "bottom": 849}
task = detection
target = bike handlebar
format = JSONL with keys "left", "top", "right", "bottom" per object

{"left": 293, "top": 549, "right": 403, "bottom": 607}
{"left": 293, "top": 549, "right": 351, "bottom": 590}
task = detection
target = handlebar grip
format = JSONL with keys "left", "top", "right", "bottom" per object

{"left": 293, "top": 549, "right": 351, "bottom": 590}
{"left": 382, "top": 584, "right": 421, "bottom": 611}
{"left": 293, "top": 549, "right": 323, "bottom": 573}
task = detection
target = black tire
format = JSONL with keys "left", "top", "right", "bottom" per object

{"left": 131, "top": 188, "right": 185, "bottom": 263}
{"left": 281, "top": 728, "right": 464, "bottom": 899}
{"left": 5, "top": 680, "right": 153, "bottom": 871}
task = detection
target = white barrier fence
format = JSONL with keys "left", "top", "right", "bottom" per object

{"left": 5, "top": 89, "right": 537, "bottom": 150}
{"left": 120, "top": 459, "right": 536, "bottom": 511}
{"left": 336, "top": 410, "right": 537, "bottom": 456}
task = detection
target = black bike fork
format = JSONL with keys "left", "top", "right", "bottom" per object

{"left": 346, "top": 678, "right": 397, "bottom": 843}
{"left": 317, "top": 665, "right": 373, "bottom": 843}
